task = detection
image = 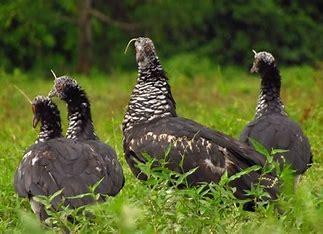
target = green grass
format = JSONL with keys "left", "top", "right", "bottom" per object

{"left": 0, "top": 64, "right": 322, "bottom": 233}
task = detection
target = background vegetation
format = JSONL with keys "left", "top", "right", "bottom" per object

{"left": 0, "top": 65, "right": 322, "bottom": 233}
{"left": 0, "top": 1, "right": 322, "bottom": 233}
{"left": 1, "top": 0, "right": 323, "bottom": 73}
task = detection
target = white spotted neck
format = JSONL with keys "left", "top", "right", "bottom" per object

{"left": 66, "top": 104, "right": 98, "bottom": 140}
{"left": 36, "top": 121, "right": 62, "bottom": 143}
{"left": 255, "top": 68, "right": 287, "bottom": 119}
{"left": 122, "top": 58, "right": 176, "bottom": 133}
{"left": 62, "top": 85, "right": 98, "bottom": 140}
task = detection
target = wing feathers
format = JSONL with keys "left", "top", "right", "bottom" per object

{"left": 14, "top": 138, "right": 124, "bottom": 210}
{"left": 124, "top": 117, "right": 278, "bottom": 199}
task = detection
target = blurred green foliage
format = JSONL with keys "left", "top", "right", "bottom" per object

{"left": 0, "top": 0, "right": 323, "bottom": 73}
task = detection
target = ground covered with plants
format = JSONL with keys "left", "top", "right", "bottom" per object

{"left": 0, "top": 64, "right": 322, "bottom": 233}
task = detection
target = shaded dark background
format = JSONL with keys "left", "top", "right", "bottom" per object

{"left": 1, "top": 0, "right": 323, "bottom": 74}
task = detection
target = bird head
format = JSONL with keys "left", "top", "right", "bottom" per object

{"left": 32, "top": 96, "right": 60, "bottom": 128}
{"left": 125, "top": 37, "right": 158, "bottom": 69}
{"left": 48, "top": 75, "right": 78, "bottom": 101}
{"left": 250, "top": 50, "right": 276, "bottom": 74}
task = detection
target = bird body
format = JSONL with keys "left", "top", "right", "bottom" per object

{"left": 240, "top": 51, "right": 312, "bottom": 182}
{"left": 49, "top": 76, "right": 124, "bottom": 196}
{"left": 240, "top": 113, "right": 312, "bottom": 175}
{"left": 123, "top": 38, "right": 278, "bottom": 201}
{"left": 15, "top": 138, "right": 115, "bottom": 218}
{"left": 124, "top": 116, "right": 279, "bottom": 199}
{"left": 14, "top": 96, "right": 116, "bottom": 221}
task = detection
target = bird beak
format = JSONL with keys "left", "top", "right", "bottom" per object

{"left": 32, "top": 115, "right": 40, "bottom": 128}
{"left": 48, "top": 87, "right": 57, "bottom": 98}
{"left": 250, "top": 63, "right": 258, "bottom": 73}
{"left": 250, "top": 50, "right": 258, "bottom": 73}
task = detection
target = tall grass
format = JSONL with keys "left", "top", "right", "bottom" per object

{"left": 0, "top": 64, "right": 322, "bottom": 233}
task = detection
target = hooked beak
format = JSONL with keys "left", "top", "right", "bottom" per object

{"left": 250, "top": 64, "right": 258, "bottom": 73}
{"left": 48, "top": 87, "right": 57, "bottom": 98}
{"left": 32, "top": 114, "right": 40, "bottom": 128}
{"left": 250, "top": 49, "right": 258, "bottom": 73}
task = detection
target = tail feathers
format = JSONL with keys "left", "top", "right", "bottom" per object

{"left": 227, "top": 162, "right": 280, "bottom": 201}
{"left": 234, "top": 172, "right": 279, "bottom": 211}
{"left": 230, "top": 167, "right": 280, "bottom": 202}
{"left": 258, "top": 173, "right": 280, "bottom": 200}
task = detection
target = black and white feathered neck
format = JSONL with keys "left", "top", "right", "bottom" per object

{"left": 37, "top": 117, "right": 62, "bottom": 143}
{"left": 35, "top": 99, "right": 62, "bottom": 143}
{"left": 122, "top": 56, "right": 176, "bottom": 133}
{"left": 255, "top": 65, "right": 287, "bottom": 119}
{"left": 65, "top": 85, "right": 98, "bottom": 140}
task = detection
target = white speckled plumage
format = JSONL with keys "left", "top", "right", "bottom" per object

{"left": 122, "top": 38, "right": 279, "bottom": 202}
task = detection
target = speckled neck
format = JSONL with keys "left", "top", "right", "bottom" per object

{"left": 255, "top": 66, "right": 287, "bottom": 119}
{"left": 122, "top": 57, "right": 176, "bottom": 133}
{"left": 65, "top": 87, "right": 98, "bottom": 140}
{"left": 36, "top": 119, "right": 62, "bottom": 143}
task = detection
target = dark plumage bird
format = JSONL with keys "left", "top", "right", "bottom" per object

{"left": 48, "top": 76, "right": 124, "bottom": 195}
{"left": 122, "top": 37, "right": 279, "bottom": 201}
{"left": 240, "top": 51, "right": 312, "bottom": 186}
{"left": 14, "top": 96, "right": 119, "bottom": 221}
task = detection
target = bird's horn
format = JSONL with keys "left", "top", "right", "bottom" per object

{"left": 50, "top": 69, "right": 58, "bottom": 79}
{"left": 124, "top": 38, "right": 138, "bottom": 54}
{"left": 13, "top": 85, "right": 32, "bottom": 104}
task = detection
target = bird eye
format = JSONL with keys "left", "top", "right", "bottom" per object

{"left": 56, "top": 83, "right": 64, "bottom": 92}
{"left": 144, "top": 45, "right": 151, "bottom": 53}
